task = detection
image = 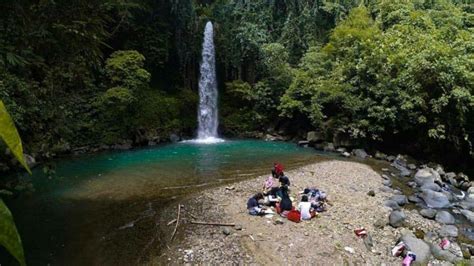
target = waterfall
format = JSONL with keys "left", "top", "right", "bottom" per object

{"left": 195, "top": 21, "right": 222, "bottom": 143}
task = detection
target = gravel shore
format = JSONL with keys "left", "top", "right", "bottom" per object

{"left": 154, "top": 160, "right": 446, "bottom": 265}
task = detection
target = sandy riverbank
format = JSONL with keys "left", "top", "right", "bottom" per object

{"left": 153, "top": 160, "right": 443, "bottom": 265}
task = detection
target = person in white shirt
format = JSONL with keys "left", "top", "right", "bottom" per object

{"left": 298, "top": 195, "right": 316, "bottom": 220}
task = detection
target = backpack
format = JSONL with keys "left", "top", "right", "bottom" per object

{"left": 287, "top": 210, "right": 301, "bottom": 223}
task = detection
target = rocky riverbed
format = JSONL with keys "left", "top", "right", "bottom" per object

{"left": 154, "top": 160, "right": 473, "bottom": 265}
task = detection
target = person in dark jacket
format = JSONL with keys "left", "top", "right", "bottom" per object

{"left": 279, "top": 186, "right": 292, "bottom": 212}
{"left": 247, "top": 193, "right": 265, "bottom": 216}
{"left": 279, "top": 175, "right": 290, "bottom": 188}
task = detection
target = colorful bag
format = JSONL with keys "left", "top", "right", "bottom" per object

{"left": 287, "top": 210, "right": 301, "bottom": 223}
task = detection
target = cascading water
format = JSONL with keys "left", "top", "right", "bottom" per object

{"left": 195, "top": 21, "right": 223, "bottom": 143}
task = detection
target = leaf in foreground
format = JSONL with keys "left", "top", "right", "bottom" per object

{"left": 0, "top": 100, "right": 31, "bottom": 174}
{"left": 0, "top": 199, "right": 26, "bottom": 266}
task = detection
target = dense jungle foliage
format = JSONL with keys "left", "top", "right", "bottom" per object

{"left": 0, "top": 0, "right": 473, "bottom": 170}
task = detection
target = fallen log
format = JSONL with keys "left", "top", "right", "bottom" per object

{"left": 170, "top": 204, "right": 181, "bottom": 241}
{"left": 190, "top": 221, "right": 235, "bottom": 226}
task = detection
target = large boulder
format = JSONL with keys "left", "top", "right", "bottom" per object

{"left": 450, "top": 187, "right": 466, "bottom": 201}
{"left": 419, "top": 208, "right": 437, "bottom": 219}
{"left": 459, "top": 198, "right": 474, "bottom": 211}
{"left": 448, "top": 176, "right": 459, "bottom": 188}
{"left": 435, "top": 211, "right": 455, "bottom": 225}
{"left": 420, "top": 183, "right": 441, "bottom": 192}
{"left": 400, "top": 233, "right": 431, "bottom": 264}
{"left": 468, "top": 187, "right": 474, "bottom": 199}
{"left": 389, "top": 210, "right": 406, "bottom": 227}
{"left": 460, "top": 181, "right": 472, "bottom": 191}
{"left": 352, "top": 149, "right": 368, "bottom": 159}
{"left": 384, "top": 200, "right": 401, "bottom": 210}
{"left": 433, "top": 164, "right": 446, "bottom": 177}
{"left": 408, "top": 195, "right": 422, "bottom": 203}
{"left": 420, "top": 189, "right": 450, "bottom": 209}
{"left": 439, "top": 225, "right": 458, "bottom": 237}
{"left": 307, "top": 131, "right": 324, "bottom": 143}
{"left": 462, "top": 228, "right": 474, "bottom": 242}
{"left": 391, "top": 161, "right": 411, "bottom": 177}
{"left": 390, "top": 195, "right": 408, "bottom": 206}
{"left": 323, "top": 142, "right": 336, "bottom": 152}
{"left": 332, "top": 132, "right": 354, "bottom": 147}
{"left": 457, "top": 173, "right": 469, "bottom": 183}
{"left": 444, "top": 172, "right": 456, "bottom": 181}
{"left": 374, "top": 151, "right": 387, "bottom": 160}
{"left": 380, "top": 186, "right": 395, "bottom": 193}
{"left": 430, "top": 243, "right": 462, "bottom": 263}
{"left": 414, "top": 168, "right": 441, "bottom": 186}
{"left": 394, "top": 155, "right": 408, "bottom": 167}
{"left": 460, "top": 209, "right": 474, "bottom": 224}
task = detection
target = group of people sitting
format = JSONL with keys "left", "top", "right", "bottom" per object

{"left": 246, "top": 163, "right": 329, "bottom": 222}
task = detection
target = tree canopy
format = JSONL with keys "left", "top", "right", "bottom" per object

{"left": 0, "top": 0, "right": 472, "bottom": 170}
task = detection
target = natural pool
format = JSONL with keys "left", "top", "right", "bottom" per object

{"left": 3, "top": 140, "right": 332, "bottom": 265}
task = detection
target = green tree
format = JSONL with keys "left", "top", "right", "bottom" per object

{"left": 280, "top": 3, "right": 473, "bottom": 156}
{"left": 95, "top": 50, "right": 151, "bottom": 144}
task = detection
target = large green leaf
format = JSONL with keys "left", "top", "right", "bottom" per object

{"left": 0, "top": 100, "right": 31, "bottom": 174}
{"left": 0, "top": 199, "right": 26, "bottom": 266}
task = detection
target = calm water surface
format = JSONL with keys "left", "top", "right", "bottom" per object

{"left": 4, "top": 140, "right": 331, "bottom": 265}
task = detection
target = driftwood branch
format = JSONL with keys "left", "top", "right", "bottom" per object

{"left": 170, "top": 204, "right": 181, "bottom": 241}
{"left": 190, "top": 221, "right": 235, "bottom": 226}
{"left": 187, "top": 212, "right": 198, "bottom": 220}
{"left": 167, "top": 219, "right": 177, "bottom": 226}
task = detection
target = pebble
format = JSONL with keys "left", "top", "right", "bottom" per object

{"left": 222, "top": 228, "right": 231, "bottom": 236}
{"left": 344, "top": 247, "right": 355, "bottom": 254}
{"left": 383, "top": 180, "right": 392, "bottom": 187}
{"left": 274, "top": 218, "right": 284, "bottom": 225}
